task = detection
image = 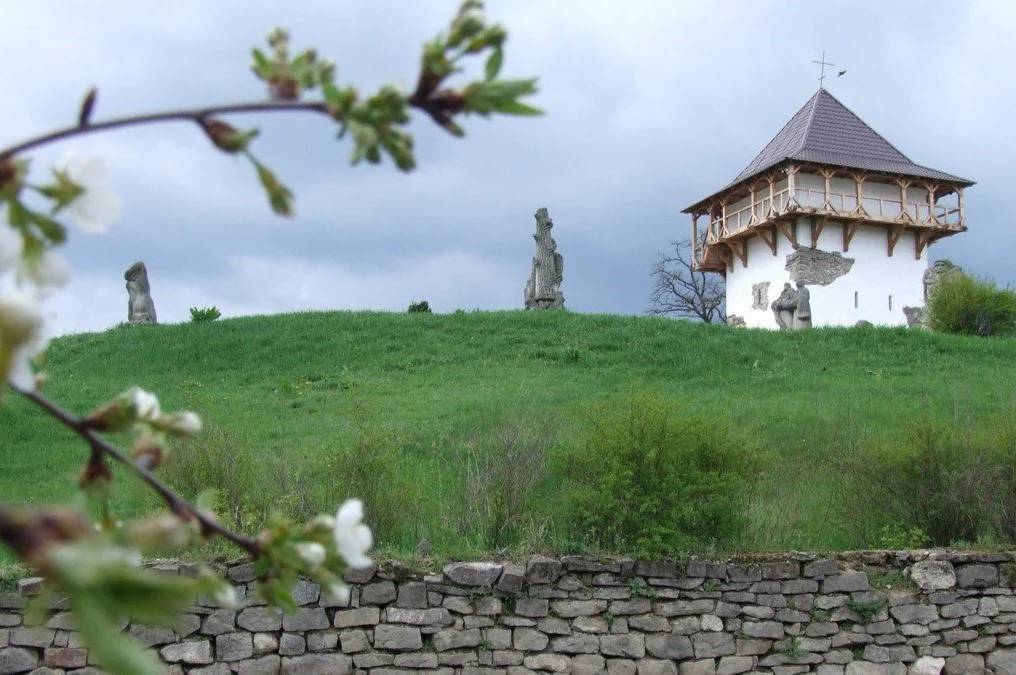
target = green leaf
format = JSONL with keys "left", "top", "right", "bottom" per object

{"left": 251, "top": 49, "right": 271, "bottom": 78}
{"left": 494, "top": 99, "right": 543, "bottom": 116}
{"left": 29, "top": 210, "right": 68, "bottom": 244}
{"left": 72, "top": 594, "right": 161, "bottom": 675}
{"left": 484, "top": 47, "right": 503, "bottom": 81}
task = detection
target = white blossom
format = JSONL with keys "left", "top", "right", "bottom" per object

{"left": 324, "top": 582, "right": 351, "bottom": 605}
{"left": 334, "top": 499, "right": 372, "bottom": 569}
{"left": 131, "top": 388, "right": 161, "bottom": 421}
{"left": 166, "top": 411, "right": 202, "bottom": 435}
{"left": 58, "top": 152, "right": 122, "bottom": 234}
{"left": 295, "top": 541, "right": 326, "bottom": 568}
{"left": 212, "top": 584, "right": 240, "bottom": 609}
{"left": 19, "top": 250, "right": 70, "bottom": 291}
{"left": 0, "top": 288, "right": 47, "bottom": 390}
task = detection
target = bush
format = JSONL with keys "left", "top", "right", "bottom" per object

{"left": 159, "top": 426, "right": 308, "bottom": 533}
{"left": 190, "top": 306, "right": 222, "bottom": 322}
{"left": 834, "top": 419, "right": 1016, "bottom": 547}
{"left": 452, "top": 422, "right": 554, "bottom": 551}
{"left": 557, "top": 390, "right": 753, "bottom": 557}
{"left": 927, "top": 274, "right": 1016, "bottom": 336}
{"left": 319, "top": 421, "right": 414, "bottom": 547}
{"left": 407, "top": 300, "right": 431, "bottom": 313}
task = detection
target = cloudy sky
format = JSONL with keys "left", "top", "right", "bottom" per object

{"left": 4, "top": 1, "right": 1014, "bottom": 334}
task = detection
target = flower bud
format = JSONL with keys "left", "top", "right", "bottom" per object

{"left": 0, "top": 158, "right": 28, "bottom": 200}
{"left": 124, "top": 513, "right": 193, "bottom": 551}
{"left": 268, "top": 76, "right": 300, "bottom": 101}
{"left": 0, "top": 506, "right": 92, "bottom": 569}
{"left": 132, "top": 433, "right": 165, "bottom": 470}
{"left": 200, "top": 119, "right": 259, "bottom": 154}
{"left": 155, "top": 410, "right": 203, "bottom": 437}
{"left": 324, "top": 582, "right": 351, "bottom": 605}
{"left": 78, "top": 452, "right": 113, "bottom": 489}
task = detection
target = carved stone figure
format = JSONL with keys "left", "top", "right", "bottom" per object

{"left": 771, "top": 281, "right": 811, "bottom": 330}
{"left": 771, "top": 283, "right": 796, "bottom": 330}
{"left": 751, "top": 282, "right": 770, "bottom": 310}
{"left": 792, "top": 281, "right": 812, "bottom": 330}
{"left": 524, "top": 208, "right": 565, "bottom": 310}
{"left": 125, "top": 261, "right": 157, "bottom": 324}
{"left": 923, "top": 259, "right": 963, "bottom": 303}
{"left": 726, "top": 314, "right": 746, "bottom": 327}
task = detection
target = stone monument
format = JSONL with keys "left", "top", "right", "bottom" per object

{"left": 524, "top": 207, "right": 565, "bottom": 310}
{"left": 125, "top": 261, "right": 157, "bottom": 324}
{"left": 771, "top": 281, "right": 811, "bottom": 330}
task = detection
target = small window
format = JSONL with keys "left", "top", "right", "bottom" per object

{"left": 888, "top": 294, "right": 893, "bottom": 311}
{"left": 854, "top": 291, "right": 858, "bottom": 309}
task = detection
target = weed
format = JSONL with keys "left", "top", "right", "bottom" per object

{"left": 604, "top": 611, "right": 615, "bottom": 630}
{"left": 702, "top": 578, "right": 720, "bottom": 593}
{"left": 809, "top": 608, "right": 831, "bottom": 622}
{"left": 847, "top": 598, "right": 886, "bottom": 623}
{"left": 780, "top": 637, "right": 807, "bottom": 659}
{"left": 867, "top": 569, "right": 917, "bottom": 591}
{"left": 1003, "top": 563, "right": 1016, "bottom": 588}
{"left": 629, "top": 578, "right": 657, "bottom": 599}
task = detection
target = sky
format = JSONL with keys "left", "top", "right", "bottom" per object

{"left": 3, "top": 1, "right": 1014, "bottom": 335}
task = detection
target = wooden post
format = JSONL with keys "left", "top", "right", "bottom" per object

{"left": 821, "top": 168, "right": 835, "bottom": 211}
{"left": 721, "top": 200, "right": 728, "bottom": 237}
{"left": 767, "top": 175, "right": 776, "bottom": 216}
{"left": 810, "top": 216, "right": 827, "bottom": 248}
{"left": 843, "top": 220, "right": 859, "bottom": 252}
{"left": 692, "top": 213, "right": 700, "bottom": 262}
{"left": 958, "top": 187, "right": 965, "bottom": 228}
{"left": 852, "top": 173, "right": 868, "bottom": 217}
{"left": 786, "top": 165, "right": 801, "bottom": 208}
{"left": 925, "top": 183, "right": 938, "bottom": 225}
{"left": 887, "top": 224, "right": 904, "bottom": 257}
{"left": 748, "top": 185, "right": 757, "bottom": 226}
{"left": 897, "top": 178, "right": 912, "bottom": 222}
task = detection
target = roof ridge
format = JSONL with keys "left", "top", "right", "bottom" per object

{"left": 795, "top": 87, "right": 824, "bottom": 155}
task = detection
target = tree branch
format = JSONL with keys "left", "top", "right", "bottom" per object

{"left": 9, "top": 385, "right": 261, "bottom": 557}
{"left": 0, "top": 101, "right": 338, "bottom": 160}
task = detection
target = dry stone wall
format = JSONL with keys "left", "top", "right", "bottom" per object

{"left": 2, "top": 551, "right": 1016, "bottom": 675}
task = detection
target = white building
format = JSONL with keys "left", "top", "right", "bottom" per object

{"left": 683, "top": 88, "right": 973, "bottom": 328}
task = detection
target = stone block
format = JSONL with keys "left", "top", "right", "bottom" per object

{"left": 306, "top": 630, "right": 338, "bottom": 652}
{"left": 395, "top": 581, "right": 428, "bottom": 609}
{"left": 278, "top": 633, "right": 306, "bottom": 656}
{"left": 200, "top": 609, "right": 237, "bottom": 636}
{"left": 282, "top": 607, "right": 328, "bottom": 632}
{"left": 822, "top": 572, "right": 869, "bottom": 593}
{"left": 527, "top": 556, "right": 563, "bottom": 584}
{"left": 909, "top": 561, "right": 955, "bottom": 592}
{"left": 10, "top": 626, "right": 54, "bottom": 648}
{"left": 280, "top": 652, "right": 353, "bottom": 674}
{"left": 362, "top": 580, "right": 397, "bottom": 605}
{"left": 496, "top": 565, "right": 525, "bottom": 594}
{"left": 374, "top": 624, "right": 423, "bottom": 651}
{"left": 693, "top": 632, "right": 735, "bottom": 659}
{"left": 334, "top": 606, "right": 380, "bottom": 628}
{"left": 954, "top": 564, "right": 998, "bottom": 589}
{"left": 0, "top": 648, "right": 37, "bottom": 674}
{"left": 550, "top": 600, "right": 607, "bottom": 617}
{"left": 339, "top": 628, "right": 369, "bottom": 654}
{"left": 524, "top": 652, "right": 571, "bottom": 672}
{"left": 636, "top": 657, "right": 678, "bottom": 675}
{"left": 216, "top": 632, "right": 254, "bottom": 662}
{"left": 161, "top": 639, "right": 214, "bottom": 665}
{"left": 601, "top": 633, "right": 646, "bottom": 658}
{"left": 516, "top": 598, "right": 549, "bottom": 618}
{"left": 646, "top": 634, "right": 694, "bottom": 660}
{"left": 237, "top": 607, "right": 283, "bottom": 632}
{"left": 386, "top": 607, "right": 453, "bottom": 626}
{"left": 235, "top": 654, "right": 282, "bottom": 675}
{"left": 434, "top": 628, "right": 481, "bottom": 651}
{"left": 444, "top": 562, "right": 503, "bottom": 587}
{"left": 43, "top": 647, "right": 87, "bottom": 669}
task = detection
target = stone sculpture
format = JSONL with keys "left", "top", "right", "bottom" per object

{"left": 751, "top": 282, "right": 770, "bottom": 310}
{"left": 904, "top": 259, "right": 964, "bottom": 328}
{"left": 125, "top": 261, "right": 157, "bottom": 324}
{"left": 771, "top": 281, "right": 811, "bottom": 330}
{"left": 524, "top": 207, "right": 565, "bottom": 310}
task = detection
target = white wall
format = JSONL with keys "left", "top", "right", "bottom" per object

{"left": 725, "top": 217, "right": 928, "bottom": 328}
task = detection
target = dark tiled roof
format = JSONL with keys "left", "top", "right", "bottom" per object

{"left": 685, "top": 89, "right": 973, "bottom": 212}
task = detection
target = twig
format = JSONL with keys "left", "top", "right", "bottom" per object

{"left": 10, "top": 385, "right": 261, "bottom": 556}
{"left": 0, "top": 101, "right": 333, "bottom": 160}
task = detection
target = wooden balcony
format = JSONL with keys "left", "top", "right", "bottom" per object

{"left": 691, "top": 172, "right": 967, "bottom": 273}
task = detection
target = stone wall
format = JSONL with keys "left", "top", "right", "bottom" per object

{"left": 2, "top": 551, "right": 1016, "bottom": 675}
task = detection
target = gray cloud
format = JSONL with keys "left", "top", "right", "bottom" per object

{"left": 3, "top": 1, "right": 1012, "bottom": 334}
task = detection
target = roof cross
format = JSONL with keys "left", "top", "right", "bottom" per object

{"left": 812, "top": 50, "right": 839, "bottom": 89}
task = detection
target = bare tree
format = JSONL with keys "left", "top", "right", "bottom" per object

{"left": 649, "top": 237, "right": 726, "bottom": 323}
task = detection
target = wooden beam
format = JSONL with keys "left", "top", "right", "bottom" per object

{"left": 843, "top": 220, "right": 860, "bottom": 252}
{"left": 820, "top": 168, "right": 835, "bottom": 211}
{"left": 887, "top": 224, "right": 904, "bottom": 257}
{"left": 757, "top": 225, "right": 777, "bottom": 256}
{"left": 915, "top": 230, "right": 933, "bottom": 259}
{"left": 786, "top": 164, "right": 801, "bottom": 209}
{"left": 851, "top": 172, "right": 869, "bottom": 217}
{"left": 810, "top": 216, "right": 828, "bottom": 248}
{"left": 766, "top": 175, "right": 777, "bottom": 217}
{"left": 775, "top": 220, "right": 797, "bottom": 249}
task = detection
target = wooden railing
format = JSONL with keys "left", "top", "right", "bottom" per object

{"left": 702, "top": 187, "right": 963, "bottom": 245}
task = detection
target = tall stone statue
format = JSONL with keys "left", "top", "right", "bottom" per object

{"left": 125, "top": 261, "right": 157, "bottom": 324}
{"left": 524, "top": 207, "right": 565, "bottom": 310}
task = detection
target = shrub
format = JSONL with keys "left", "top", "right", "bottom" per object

{"left": 927, "top": 273, "right": 1016, "bottom": 336}
{"left": 319, "top": 421, "right": 414, "bottom": 547}
{"left": 407, "top": 300, "right": 432, "bottom": 313}
{"left": 834, "top": 419, "right": 1016, "bottom": 547}
{"left": 190, "top": 306, "right": 222, "bottom": 322}
{"left": 453, "top": 422, "right": 555, "bottom": 551}
{"left": 557, "top": 390, "right": 753, "bottom": 557}
{"left": 159, "top": 426, "right": 306, "bottom": 533}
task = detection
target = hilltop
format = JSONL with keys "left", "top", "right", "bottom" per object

{"left": 3, "top": 310, "right": 1015, "bottom": 562}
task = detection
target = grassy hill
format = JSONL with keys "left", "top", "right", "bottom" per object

{"left": 3, "top": 310, "right": 1015, "bottom": 563}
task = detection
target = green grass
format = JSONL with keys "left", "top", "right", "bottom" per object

{"left": 3, "top": 310, "right": 1016, "bottom": 563}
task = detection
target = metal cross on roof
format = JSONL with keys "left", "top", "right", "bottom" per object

{"left": 811, "top": 50, "right": 840, "bottom": 89}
